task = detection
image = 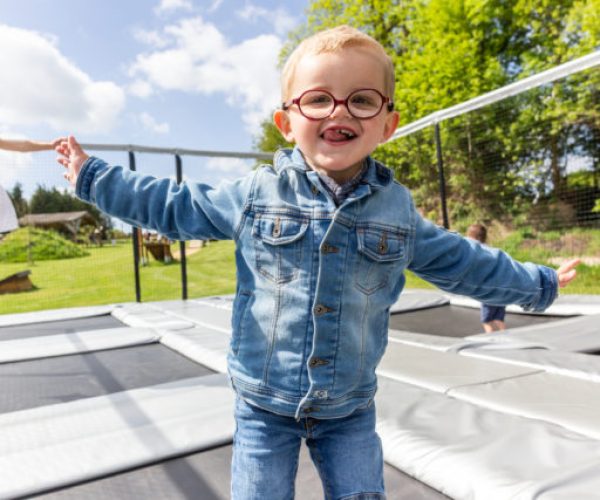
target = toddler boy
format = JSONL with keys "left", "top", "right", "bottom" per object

{"left": 57, "top": 25, "right": 579, "bottom": 500}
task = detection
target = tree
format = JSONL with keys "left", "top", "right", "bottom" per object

{"left": 255, "top": 0, "right": 599, "bottom": 228}
{"left": 28, "top": 185, "right": 110, "bottom": 228}
{"left": 8, "top": 183, "right": 28, "bottom": 218}
{"left": 254, "top": 118, "right": 293, "bottom": 159}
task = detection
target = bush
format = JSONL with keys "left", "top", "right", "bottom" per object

{"left": 0, "top": 228, "right": 89, "bottom": 263}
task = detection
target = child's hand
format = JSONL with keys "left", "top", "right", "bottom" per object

{"left": 56, "top": 136, "right": 89, "bottom": 187}
{"left": 556, "top": 258, "right": 581, "bottom": 288}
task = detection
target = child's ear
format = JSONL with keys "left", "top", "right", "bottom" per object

{"left": 381, "top": 111, "right": 400, "bottom": 142}
{"left": 273, "top": 109, "right": 295, "bottom": 143}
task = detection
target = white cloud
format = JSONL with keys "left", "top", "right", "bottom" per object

{"left": 129, "top": 17, "right": 283, "bottom": 133}
{"left": 0, "top": 24, "right": 125, "bottom": 134}
{"left": 138, "top": 112, "right": 170, "bottom": 134}
{"left": 237, "top": 3, "right": 298, "bottom": 37}
{"left": 128, "top": 79, "right": 155, "bottom": 98}
{"left": 207, "top": 0, "right": 224, "bottom": 13}
{"left": 154, "top": 0, "right": 193, "bottom": 15}
{"left": 205, "top": 157, "right": 253, "bottom": 179}
{"left": 132, "top": 27, "right": 170, "bottom": 48}
{"left": 0, "top": 149, "right": 33, "bottom": 188}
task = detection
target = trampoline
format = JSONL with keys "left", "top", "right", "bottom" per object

{"left": 0, "top": 290, "right": 598, "bottom": 499}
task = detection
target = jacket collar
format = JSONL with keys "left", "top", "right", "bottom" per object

{"left": 273, "top": 146, "right": 393, "bottom": 191}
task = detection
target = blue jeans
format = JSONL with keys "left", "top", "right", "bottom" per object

{"left": 231, "top": 396, "right": 386, "bottom": 500}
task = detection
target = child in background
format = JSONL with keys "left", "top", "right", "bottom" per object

{"left": 56, "top": 26, "right": 580, "bottom": 500}
{"left": 466, "top": 223, "right": 507, "bottom": 332}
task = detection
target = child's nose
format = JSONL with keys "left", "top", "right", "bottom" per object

{"left": 329, "top": 101, "right": 353, "bottom": 120}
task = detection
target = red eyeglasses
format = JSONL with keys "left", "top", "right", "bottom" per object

{"left": 282, "top": 88, "right": 394, "bottom": 120}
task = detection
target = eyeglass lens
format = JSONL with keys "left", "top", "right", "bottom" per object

{"left": 298, "top": 89, "right": 384, "bottom": 119}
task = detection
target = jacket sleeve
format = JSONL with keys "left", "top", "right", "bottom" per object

{"left": 76, "top": 156, "right": 256, "bottom": 241}
{"left": 407, "top": 213, "right": 558, "bottom": 312}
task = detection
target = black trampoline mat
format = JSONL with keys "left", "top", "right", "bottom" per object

{"left": 0, "top": 314, "right": 125, "bottom": 341}
{"left": 389, "top": 304, "right": 566, "bottom": 337}
{"left": 33, "top": 443, "right": 449, "bottom": 500}
{"left": 0, "top": 343, "right": 215, "bottom": 413}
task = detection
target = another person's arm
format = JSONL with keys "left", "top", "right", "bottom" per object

{"left": 0, "top": 137, "right": 61, "bottom": 152}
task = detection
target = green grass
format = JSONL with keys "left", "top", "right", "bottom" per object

{"left": 1, "top": 229, "right": 597, "bottom": 315}
{"left": 0, "top": 228, "right": 88, "bottom": 262}
{"left": 0, "top": 240, "right": 236, "bottom": 314}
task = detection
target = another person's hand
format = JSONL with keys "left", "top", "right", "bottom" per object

{"left": 556, "top": 258, "right": 581, "bottom": 288}
{"left": 56, "top": 136, "right": 89, "bottom": 187}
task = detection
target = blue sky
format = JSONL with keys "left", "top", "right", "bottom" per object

{"left": 0, "top": 0, "right": 309, "bottom": 197}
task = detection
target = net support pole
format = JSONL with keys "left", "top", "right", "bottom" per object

{"left": 434, "top": 123, "right": 450, "bottom": 229}
{"left": 175, "top": 154, "right": 188, "bottom": 300}
{"left": 128, "top": 151, "right": 142, "bottom": 302}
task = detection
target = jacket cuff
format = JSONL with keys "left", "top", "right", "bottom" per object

{"left": 76, "top": 157, "right": 107, "bottom": 202}
{"left": 523, "top": 265, "right": 559, "bottom": 312}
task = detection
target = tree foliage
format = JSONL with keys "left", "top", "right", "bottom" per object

{"left": 27, "top": 185, "right": 110, "bottom": 228}
{"left": 254, "top": 0, "right": 599, "bottom": 228}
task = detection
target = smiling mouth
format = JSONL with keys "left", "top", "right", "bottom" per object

{"left": 321, "top": 128, "right": 357, "bottom": 142}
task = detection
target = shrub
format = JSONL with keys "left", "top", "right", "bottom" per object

{"left": 0, "top": 228, "right": 88, "bottom": 263}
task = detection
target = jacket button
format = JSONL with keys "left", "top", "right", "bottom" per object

{"left": 311, "top": 185, "right": 320, "bottom": 195}
{"left": 309, "top": 357, "right": 328, "bottom": 367}
{"left": 321, "top": 244, "right": 339, "bottom": 254}
{"left": 303, "top": 406, "right": 320, "bottom": 414}
{"left": 314, "top": 304, "right": 331, "bottom": 315}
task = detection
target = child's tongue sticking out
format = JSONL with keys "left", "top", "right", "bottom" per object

{"left": 322, "top": 128, "right": 356, "bottom": 142}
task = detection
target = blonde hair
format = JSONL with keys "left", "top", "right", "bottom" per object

{"left": 281, "top": 25, "right": 395, "bottom": 101}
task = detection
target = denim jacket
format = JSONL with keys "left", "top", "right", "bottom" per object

{"left": 77, "top": 147, "right": 558, "bottom": 419}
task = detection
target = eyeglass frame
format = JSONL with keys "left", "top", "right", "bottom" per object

{"left": 281, "top": 88, "right": 395, "bottom": 121}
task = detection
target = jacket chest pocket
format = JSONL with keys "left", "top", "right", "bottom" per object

{"left": 355, "top": 226, "right": 407, "bottom": 294}
{"left": 253, "top": 214, "right": 309, "bottom": 285}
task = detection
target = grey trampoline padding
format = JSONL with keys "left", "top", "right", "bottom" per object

{"left": 192, "top": 295, "right": 235, "bottom": 310}
{"left": 387, "top": 330, "right": 465, "bottom": 351}
{"left": 377, "top": 342, "right": 538, "bottom": 393}
{"left": 34, "top": 442, "right": 449, "bottom": 500}
{"left": 389, "top": 289, "right": 449, "bottom": 313}
{"left": 0, "top": 374, "right": 235, "bottom": 499}
{"left": 161, "top": 327, "right": 229, "bottom": 374}
{"left": 147, "top": 299, "right": 233, "bottom": 333}
{"left": 463, "top": 348, "right": 600, "bottom": 382}
{"left": 0, "top": 305, "right": 116, "bottom": 327}
{"left": 0, "top": 314, "right": 125, "bottom": 341}
{"left": 376, "top": 377, "right": 600, "bottom": 500}
{"left": 448, "top": 292, "right": 600, "bottom": 316}
{"left": 112, "top": 305, "right": 196, "bottom": 331}
{"left": 449, "top": 371, "right": 600, "bottom": 440}
{"left": 0, "top": 327, "right": 159, "bottom": 364}
{"left": 0, "top": 343, "right": 214, "bottom": 413}
{"left": 114, "top": 301, "right": 233, "bottom": 333}
{"left": 465, "top": 314, "right": 600, "bottom": 352}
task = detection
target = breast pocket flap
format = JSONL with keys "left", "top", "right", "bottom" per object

{"left": 253, "top": 215, "right": 309, "bottom": 246}
{"left": 357, "top": 227, "right": 407, "bottom": 262}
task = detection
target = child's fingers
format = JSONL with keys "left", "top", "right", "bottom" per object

{"left": 558, "top": 269, "right": 577, "bottom": 288}
{"left": 557, "top": 258, "right": 581, "bottom": 288}
{"left": 68, "top": 135, "right": 83, "bottom": 155}
{"left": 557, "top": 258, "right": 581, "bottom": 275}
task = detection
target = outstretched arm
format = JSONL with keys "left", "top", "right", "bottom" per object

{"left": 0, "top": 137, "right": 62, "bottom": 152}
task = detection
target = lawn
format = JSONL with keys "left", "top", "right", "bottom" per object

{"left": 0, "top": 240, "right": 236, "bottom": 314}
{"left": 1, "top": 231, "right": 598, "bottom": 315}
